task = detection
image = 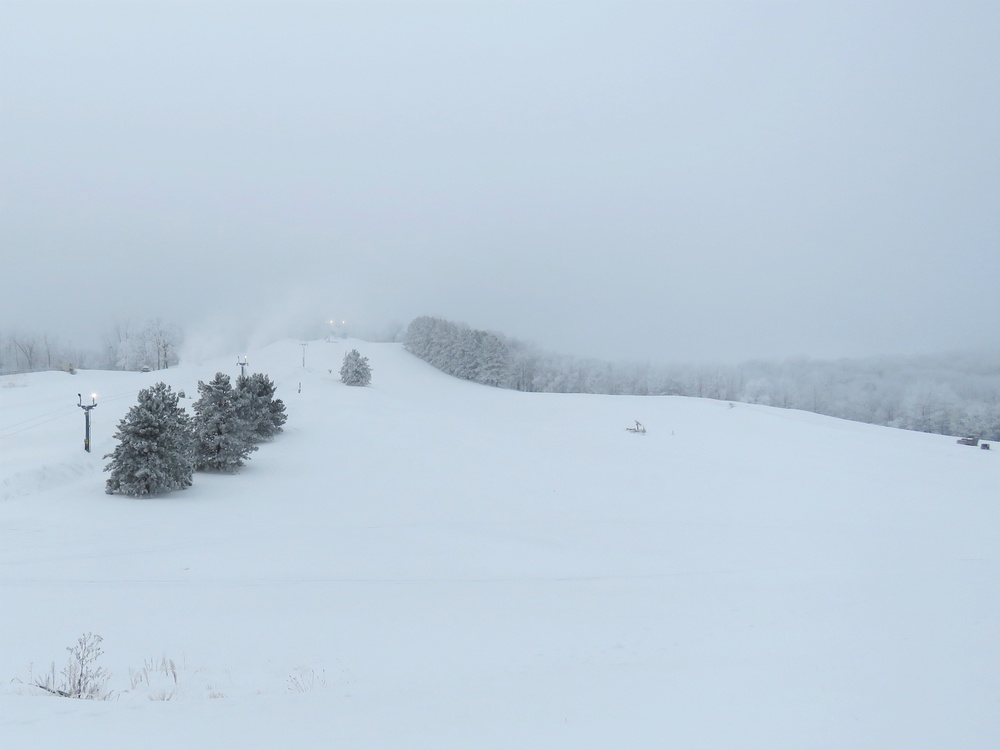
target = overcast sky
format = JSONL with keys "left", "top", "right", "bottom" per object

{"left": 2, "top": 0, "right": 998, "bottom": 364}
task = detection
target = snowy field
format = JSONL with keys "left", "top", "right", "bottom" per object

{"left": 1, "top": 339, "right": 997, "bottom": 749}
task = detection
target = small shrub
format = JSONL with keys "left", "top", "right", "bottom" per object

{"left": 129, "top": 656, "right": 178, "bottom": 690}
{"left": 34, "top": 632, "right": 112, "bottom": 700}
{"left": 287, "top": 667, "right": 327, "bottom": 693}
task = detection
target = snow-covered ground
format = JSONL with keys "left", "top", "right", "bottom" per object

{"left": 1, "top": 339, "right": 997, "bottom": 749}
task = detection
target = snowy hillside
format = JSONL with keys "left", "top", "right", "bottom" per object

{"left": 1, "top": 339, "right": 997, "bottom": 749}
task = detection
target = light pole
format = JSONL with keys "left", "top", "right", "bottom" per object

{"left": 78, "top": 393, "right": 97, "bottom": 453}
{"left": 237, "top": 355, "right": 249, "bottom": 377}
{"left": 327, "top": 319, "right": 346, "bottom": 340}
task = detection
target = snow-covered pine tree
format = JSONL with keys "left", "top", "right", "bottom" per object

{"left": 340, "top": 349, "right": 372, "bottom": 386}
{"left": 192, "top": 372, "right": 257, "bottom": 471}
{"left": 234, "top": 372, "right": 287, "bottom": 442}
{"left": 104, "top": 382, "right": 195, "bottom": 496}
{"left": 265, "top": 377, "right": 289, "bottom": 434}
{"left": 478, "top": 331, "right": 511, "bottom": 387}
{"left": 453, "top": 328, "right": 482, "bottom": 382}
{"left": 403, "top": 316, "right": 435, "bottom": 360}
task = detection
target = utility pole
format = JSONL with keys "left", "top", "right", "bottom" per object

{"left": 237, "top": 355, "right": 249, "bottom": 377}
{"left": 300, "top": 342, "right": 307, "bottom": 367}
{"left": 77, "top": 393, "right": 97, "bottom": 453}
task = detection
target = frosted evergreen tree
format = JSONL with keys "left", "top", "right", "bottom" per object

{"left": 478, "top": 331, "right": 511, "bottom": 387}
{"left": 192, "top": 372, "right": 257, "bottom": 471}
{"left": 454, "top": 329, "right": 482, "bottom": 381}
{"left": 234, "top": 372, "right": 287, "bottom": 442}
{"left": 340, "top": 349, "right": 372, "bottom": 386}
{"left": 104, "top": 382, "right": 194, "bottom": 496}
{"left": 403, "top": 316, "right": 434, "bottom": 360}
{"left": 264, "top": 380, "right": 289, "bottom": 433}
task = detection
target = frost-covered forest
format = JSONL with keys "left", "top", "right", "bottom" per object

{"left": 404, "top": 316, "right": 1000, "bottom": 441}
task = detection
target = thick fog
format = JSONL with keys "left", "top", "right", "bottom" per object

{"left": 2, "top": 1, "right": 998, "bottom": 364}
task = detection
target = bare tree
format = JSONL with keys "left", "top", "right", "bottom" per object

{"left": 144, "top": 318, "right": 181, "bottom": 370}
{"left": 12, "top": 334, "right": 37, "bottom": 371}
{"left": 42, "top": 333, "right": 57, "bottom": 370}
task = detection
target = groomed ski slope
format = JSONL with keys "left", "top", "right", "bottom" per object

{"left": 1, "top": 338, "right": 997, "bottom": 749}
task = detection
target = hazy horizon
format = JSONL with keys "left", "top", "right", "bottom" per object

{"left": 3, "top": 1, "right": 998, "bottom": 365}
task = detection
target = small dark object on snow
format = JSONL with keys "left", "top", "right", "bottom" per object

{"left": 626, "top": 420, "right": 646, "bottom": 434}
{"left": 982, "top": 443, "right": 990, "bottom": 450}
{"left": 957, "top": 437, "right": 979, "bottom": 446}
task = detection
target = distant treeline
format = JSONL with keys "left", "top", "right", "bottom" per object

{"left": 404, "top": 316, "right": 1000, "bottom": 441}
{"left": 403, "top": 316, "right": 510, "bottom": 386}
{"left": 0, "top": 318, "right": 181, "bottom": 374}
